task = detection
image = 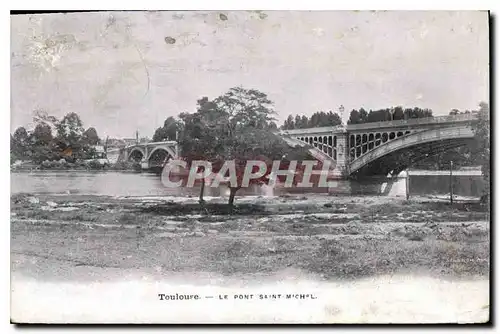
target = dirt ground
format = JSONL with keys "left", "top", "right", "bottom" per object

{"left": 10, "top": 193, "right": 491, "bottom": 323}
{"left": 10, "top": 193, "right": 490, "bottom": 280}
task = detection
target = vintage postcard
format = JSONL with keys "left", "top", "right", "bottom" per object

{"left": 10, "top": 10, "right": 490, "bottom": 324}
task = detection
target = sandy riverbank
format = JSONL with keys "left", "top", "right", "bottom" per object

{"left": 10, "top": 193, "right": 490, "bottom": 323}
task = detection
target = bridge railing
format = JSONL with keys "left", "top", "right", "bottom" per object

{"left": 108, "top": 140, "right": 178, "bottom": 151}
{"left": 142, "top": 141, "right": 178, "bottom": 146}
{"left": 275, "top": 113, "right": 478, "bottom": 136}
{"left": 277, "top": 125, "right": 345, "bottom": 136}
{"left": 346, "top": 113, "right": 478, "bottom": 131}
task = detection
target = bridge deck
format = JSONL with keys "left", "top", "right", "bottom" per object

{"left": 279, "top": 113, "right": 478, "bottom": 136}
{"left": 346, "top": 113, "right": 477, "bottom": 131}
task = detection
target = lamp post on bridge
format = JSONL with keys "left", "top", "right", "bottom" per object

{"left": 336, "top": 104, "right": 348, "bottom": 176}
{"left": 339, "top": 105, "right": 345, "bottom": 126}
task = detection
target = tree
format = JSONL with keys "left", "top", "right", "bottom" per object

{"left": 348, "top": 108, "right": 369, "bottom": 124}
{"left": 411, "top": 107, "right": 433, "bottom": 118}
{"left": 326, "top": 111, "right": 342, "bottom": 126}
{"left": 294, "top": 115, "right": 302, "bottom": 129}
{"left": 11, "top": 127, "right": 30, "bottom": 160}
{"left": 268, "top": 122, "right": 278, "bottom": 130}
{"left": 307, "top": 111, "right": 342, "bottom": 127}
{"left": 32, "top": 122, "right": 53, "bottom": 145}
{"left": 78, "top": 127, "right": 100, "bottom": 160}
{"left": 474, "top": 102, "right": 490, "bottom": 203}
{"left": 178, "top": 87, "right": 290, "bottom": 207}
{"left": 214, "top": 87, "right": 277, "bottom": 132}
{"left": 53, "top": 112, "right": 89, "bottom": 161}
{"left": 15, "top": 112, "right": 61, "bottom": 163}
{"left": 212, "top": 88, "right": 290, "bottom": 205}
{"left": 82, "top": 127, "right": 100, "bottom": 146}
{"left": 30, "top": 122, "right": 60, "bottom": 163}
{"left": 32, "top": 109, "right": 59, "bottom": 128}
{"left": 177, "top": 95, "right": 234, "bottom": 203}
{"left": 309, "top": 113, "right": 320, "bottom": 127}
{"left": 56, "top": 112, "right": 84, "bottom": 150}
{"left": 392, "top": 107, "right": 404, "bottom": 120}
{"left": 358, "top": 108, "right": 369, "bottom": 123}
{"left": 367, "top": 109, "right": 386, "bottom": 123}
{"left": 348, "top": 109, "right": 361, "bottom": 124}
{"left": 12, "top": 111, "right": 107, "bottom": 164}
{"left": 283, "top": 111, "right": 342, "bottom": 129}
{"left": 178, "top": 109, "right": 223, "bottom": 204}
{"left": 348, "top": 106, "right": 432, "bottom": 125}
{"left": 282, "top": 115, "right": 295, "bottom": 130}
{"left": 153, "top": 116, "right": 178, "bottom": 142}
{"left": 213, "top": 128, "right": 292, "bottom": 206}
{"left": 13, "top": 127, "right": 29, "bottom": 143}
{"left": 300, "top": 115, "right": 308, "bottom": 128}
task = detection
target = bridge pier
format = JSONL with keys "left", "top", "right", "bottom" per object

{"left": 140, "top": 160, "right": 150, "bottom": 170}
{"left": 333, "top": 131, "right": 349, "bottom": 177}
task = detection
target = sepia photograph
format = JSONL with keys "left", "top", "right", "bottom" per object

{"left": 9, "top": 10, "right": 490, "bottom": 324}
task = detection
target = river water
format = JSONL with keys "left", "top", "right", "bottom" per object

{"left": 9, "top": 170, "right": 405, "bottom": 197}
{"left": 10, "top": 170, "right": 485, "bottom": 198}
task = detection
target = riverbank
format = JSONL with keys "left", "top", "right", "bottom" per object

{"left": 10, "top": 160, "right": 141, "bottom": 172}
{"left": 11, "top": 193, "right": 490, "bottom": 280}
{"left": 10, "top": 193, "right": 490, "bottom": 323}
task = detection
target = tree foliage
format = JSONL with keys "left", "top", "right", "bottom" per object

{"left": 282, "top": 111, "right": 341, "bottom": 129}
{"left": 347, "top": 106, "right": 433, "bottom": 124}
{"left": 152, "top": 116, "right": 178, "bottom": 142}
{"left": 55, "top": 112, "right": 85, "bottom": 153}
{"left": 213, "top": 87, "right": 278, "bottom": 131}
{"left": 177, "top": 87, "right": 290, "bottom": 206}
{"left": 82, "top": 127, "right": 100, "bottom": 146}
{"left": 32, "top": 123, "right": 53, "bottom": 145}
{"left": 474, "top": 102, "right": 490, "bottom": 200}
{"left": 11, "top": 127, "right": 30, "bottom": 162}
{"left": 449, "top": 109, "right": 472, "bottom": 115}
{"left": 11, "top": 112, "right": 102, "bottom": 164}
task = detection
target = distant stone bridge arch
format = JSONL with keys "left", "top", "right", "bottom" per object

{"left": 117, "top": 141, "right": 178, "bottom": 169}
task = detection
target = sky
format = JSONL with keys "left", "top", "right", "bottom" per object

{"left": 10, "top": 10, "right": 489, "bottom": 139}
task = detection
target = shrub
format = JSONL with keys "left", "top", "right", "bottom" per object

{"left": 87, "top": 159, "right": 103, "bottom": 170}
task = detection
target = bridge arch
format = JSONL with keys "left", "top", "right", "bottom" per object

{"left": 147, "top": 146, "right": 175, "bottom": 166}
{"left": 128, "top": 148, "right": 145, "bottom": 162}
{"left": 349, "top": 125, "right": 475, "bottom": 176}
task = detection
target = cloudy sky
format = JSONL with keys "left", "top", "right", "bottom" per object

{"left": 11, "top": 10, "right": 489, "bottom": 138}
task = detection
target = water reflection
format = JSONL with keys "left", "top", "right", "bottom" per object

{"left": 10, "top": 170, "right": 484, "bottom": 198}
{"left": 10, "top": 171, "right": 272, "bottom": 197}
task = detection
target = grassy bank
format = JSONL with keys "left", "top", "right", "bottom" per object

{"left": 11, "top": 160, "right": 142, "bottom": 171}
{"left": 10, "top": 193, "right": 490, "bottom": 282}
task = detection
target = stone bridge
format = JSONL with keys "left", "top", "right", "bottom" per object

{"left": 113, "top": 141, "right": 179, "bottom": 169}
{"left": 279, "top": 113, "right": 478, "bottom": 178}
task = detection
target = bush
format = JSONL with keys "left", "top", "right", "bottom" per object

{"left": 111, "top": 161, "right": 141, "bottom": 171}
{"left": 87, "top": 159, "right": 104, "bottom": 169}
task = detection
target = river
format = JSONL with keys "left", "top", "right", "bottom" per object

{"left": 9, "top": 170, "right": 403, "bottom": 197}
{"left": 10, "top": 169, "right": 485, "bottom": 198}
